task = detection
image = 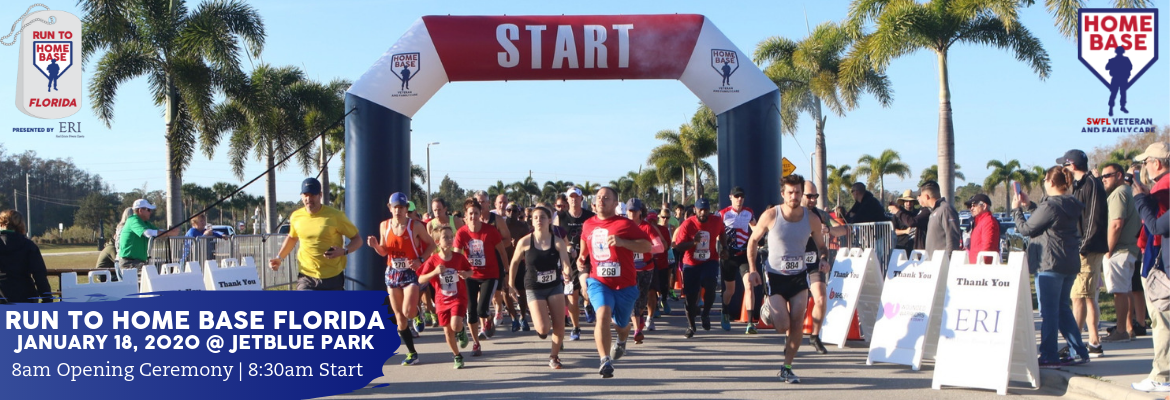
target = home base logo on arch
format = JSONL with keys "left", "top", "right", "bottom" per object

{"left": 1078, "top": 9, "right": 1158, "bottom": 115}
{"left": 390, "top": 52, "right": 421, "bottom": 97}
{"left": 15, "top": 10, "right": 83, "bottom": 119}
{"left": 711, "top": 49, "right": 739, "bottom": 90}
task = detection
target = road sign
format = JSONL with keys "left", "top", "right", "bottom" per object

{"left": 782, "top": 157, "right": 796, "bottom": 177}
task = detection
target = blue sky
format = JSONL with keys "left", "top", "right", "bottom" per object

{"left": 1, "top": 1, "right": 1166, "bottom": 207}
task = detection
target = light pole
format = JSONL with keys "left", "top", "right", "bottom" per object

{"left": 426, "top": 142, "right": 440, "bottom": 213}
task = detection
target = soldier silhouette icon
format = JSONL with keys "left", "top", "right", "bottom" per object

{"left": 1105, "top": 46, "right": 1132, "bottom": 116}
{"left": 46, "top": 58, "right": 60, "bottom": 92}
{"left": 400, "top": 66, "right": 412, "bottom": 90}
{"left": 721, "top": 62, "right": 732, "bottom": 86}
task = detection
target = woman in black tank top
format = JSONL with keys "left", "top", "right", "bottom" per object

{"left": 507, "top": 206, "right": 572, "bottom": 369}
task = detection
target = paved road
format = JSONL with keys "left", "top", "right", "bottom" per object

{"left": 328, "top": 302, "right": 1075, "bottom": 399}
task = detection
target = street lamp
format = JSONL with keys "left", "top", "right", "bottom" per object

{"left": 426, "top": 142, "right": 440, "bottom": 214}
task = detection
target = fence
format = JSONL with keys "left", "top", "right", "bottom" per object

{"left": 146, "top": 234, "right": 300, "bottom": 290}
{"left": 831, "top": 222, "right": 896, "bottom": 273}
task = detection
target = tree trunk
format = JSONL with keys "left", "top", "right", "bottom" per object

{"left": 680, "top": 170, "right": 688, "bottom": 206}
{"left": 164, "top": 81, "right": 183, "bottom": 229}
{"left": 265, "top": 146, "right": 278, "bottom": 234}
{"left": 320, "top": 135, "right": 330, "bottom": 206}
{"left": 815, "top": 115, "right": 828, "bottom": 210}
{"left": 692, "top": 163, "right": 703, "bottom": 203}
{"left": 936, "top": 50, "right": 956, "bottom": 203}
{"left": 879, "top": 176, "right": 885, "bottom": 205}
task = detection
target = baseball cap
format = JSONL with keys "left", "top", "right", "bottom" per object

{"left": 1055, "top": 149, "right": 1088, "bottom": 170}
{"left": 300, "top": 178, "right": 322, "bottom": 195}
{"left": 1134, "top": 142, "right": 1170, "bottom": 162}
{"left": 730, "top": 186, "right": 745, "bottom": 197}
{"left": 564, "top": 187, "right": 583, "bottom": 198}
{"left": 964, "top": 194, "right": 992, "bottom": 207}
{"left": 626, "top": 198, "right": 646, "bottom": 212}
{"left": 615, "top": 202, "right": 628, "bottom": 216}
{"left": 646, "top": 212, "right": 659, "bottom": 223}
{"left": 132, "top": 198, "right": 156, "bottom": 210}
{"left": 388, "top": 192, "right": 409, "bottom": 207}
{"left": 407, "top": 201, "right": 416, "bottom": 212}
{"left": 695, "top": 198, "right": 711, "bottom": 210}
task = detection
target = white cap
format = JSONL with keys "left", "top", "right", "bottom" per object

{"left": 564, "top": 187, "right": 583, "bottom": 198}
{"left": 615, "top": 202, "right": 627, "bottom": 216}
{"left": 132, "top": 199, "right": 156, "bottom": 210}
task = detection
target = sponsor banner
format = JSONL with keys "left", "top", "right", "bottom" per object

{"left": 867, "top": 250, "right": 947, "bottom": 370}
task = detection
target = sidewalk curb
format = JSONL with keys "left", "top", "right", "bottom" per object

{"left": 1042, "top": 369, "right": 1166, "bottom": 400}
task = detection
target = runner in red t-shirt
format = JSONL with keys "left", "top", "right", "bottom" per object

{"left": 418, "top": 225, "right": 473, "bottom": 369}
{"left": 673, "top": 198, "right": 724, "bottom": 338}
{"left": 646, "top": 212, "right": 672, "bottom": 331}
{"left": 453, "top": 197, "right": 507, "bottom": 349}
{"left": 625, "top": 198, "right": 666, "bottom": 345}
{"left": 577, "top": 187, "right": 652, "bottom": 378}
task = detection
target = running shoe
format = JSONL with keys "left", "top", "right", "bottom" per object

{"left": 778, "top": 366, "right": 800, "bottom": 383}
{"left": 721, "top": 313, "right": 732, "bottom": 331}
{"left": 415, "top": 315, "right": 425, "bottom": 333}
{"left": 471, "top": 342, "right": 482, "bottom": 356}
{"left": 402, "top": 353, "right": 420, "bottom": 366}
{"left": 549, "top": 356, "right": 562, "bottom": 370}
{"left": 647, "top": 319, "right": 656, "bottom": 331}
{"left": 634, "top": 330, "right": 645, "bottom": 344}
{"left": 1087, "top": 342, "right": 1104, "bottom": 358}
{"left": 684, "top": 327, "right": 695, "bottom": 339}
{"left": 478, "top": 329, "right": 487, "bottom": 341}
{"left": 701, "top": 314, "right": 711, "bottom": 331}
{"left": 1038, "top": 357, "right": 1071, "bottom": 369}
{"left": 521, "top": 318, "right": 530, "bottom": 332}
{"left": 670, "top": 290, "right": 679, "bottom": 301}
{"left": 1132, "top": 379, "right": 1170, "bottom": 392}
{"left": 1058, "top": 345, "right": 1070, "bottom": 360}
{"left": 456, "top": 329, "right": 469, "bottom": 349}
{"left": 662, "top": 299, "right": 672, "bottom": 315}
{"left": 599, "top": 358, "right": 614, "bottom": 378}
{"left": 745, "top": 323, "right": 758, "bottom": 335}
{"left": 809, "top": 336, "right": 829, "bottom": 354}
{"left": 453, "top": 355, "right": 464, "bottom": 369}
{"left": 611, "top": 342, "right": 626, "bottom": 360}
{"left": 486, "top": 319, "right": 496, "bottom": 338}
{"left": 512, "top": 319, "right": 521, "bottom": 332}
{"left": 410, "top": 324, "right": 420, "bottom": 338}
{"left": 653, "top": 309, "right": 662, "bottom": 318}
{"left": 585, "top": 307, "right": 597, "bottom": 324}
{"left": 570, "top": 327, "right": 582, "bottom": 341}
{"left": 427, "top": 312, "right": 438, "bottom": 328}
{"left": 1101, "top": 330, "right": 1131, "bottom": 343}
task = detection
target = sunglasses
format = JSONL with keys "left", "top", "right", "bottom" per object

{"left": 805, "top": 194, "right": 819, "bottom": 200}
{"left": 731, "top": 194, "right": 743, "bottom": 198}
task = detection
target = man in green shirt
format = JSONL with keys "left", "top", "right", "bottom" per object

{"left": 269, "top": 178, "right": 362, "bottom": 291}
{"left": 118, "top": 199, "right": 178, "bottom": 269}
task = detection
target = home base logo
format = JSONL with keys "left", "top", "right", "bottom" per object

{"left": 1078, "top": 9, "right": 1158, "bottom": 117}
{"left": 14, "top": 10, "right": 82, "bottom": 119}
{"left": 390, "top": 52, "right": 420, "bottom": 98}
{"left": 711, "top": 49, "right": 739, "bottom": 93}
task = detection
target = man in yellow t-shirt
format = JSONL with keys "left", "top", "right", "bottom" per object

{"left": 269, "top": 178, "right": 361, "bottom": 290}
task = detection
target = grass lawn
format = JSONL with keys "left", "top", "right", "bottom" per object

{"left": 44, "top": 252, "right": 101, "bottom": 296}
{"left": 38, "top": 243, "right": 100, "bottom": 254}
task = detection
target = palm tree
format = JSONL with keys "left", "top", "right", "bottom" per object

{"left": 855, "top": 149, "right": 911, "bottom": 203}
{"left": 609, "top": 174, "right": 636, "bottom": 200}
{"left": 647, "top": 106, "right": 717, "bottom": 204}
{"left": 827, "top": 164, "right": 855, "bottom": 208}
{"left": 1103, "top": 148, "right": 1142, "bottom": 170}
{"left": 846, "top": 0, "right": 1051, "bottom": 202}
{"left": 755, "top": 21, "right": 892, "bottom": 210}
{"left": 579, "top": 181, "right": 600, "bottom": 201}
{"left": 208, "top": 65, "right": 332, "bottom": 233}
{"left": 308, "top": 78, "right": 350, "bottom": 205}
{"left": 636, "top": 168, "right": 660, "bottom": 202}
{"left": 985, "top": 159, "right": 1025, "bottom": 209}
{"left": 1023, "top": 0, "right": 1153, "bottom": 40}
{"left": 82, "top": 0, "right": 265, "bottom": 228}
{"left": 210, "top": 182, "right": 239, "bottom": 225}
{"left": 541, "top": 180, "right": 575, "bottom": 203}
{"left": 509, "top": 177, "right": 540, "bottom": 206}
{"left": 919, "top": 164, "right": 966, "bottom": 186}
{"left": 411, "top": 164, "right": 426, "bottom": 205}
{"left": 487, "top": 181, "right": 508, "bottom": 199}
{"left": 1020, "top": 165, "right": 1047, "bottom": 192}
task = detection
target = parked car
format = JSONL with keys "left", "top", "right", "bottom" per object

{"left": 277, "top": 224, "right": 290, "bottom": 234}
{"left": 210, "top": 225, "right": 236, "bottom": 237}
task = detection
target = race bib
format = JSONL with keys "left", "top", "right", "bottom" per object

{"left": 537, "top": 270, "right": 556, "bottom": 284}
{"left": 596, "top": 261, "right": 621, "bottom": 278}
{"left": 804, "top": 252, "right": 817, "bottom": 264}
{"left": 781, "top": 256, "right": 803, "bottom": 272}
{"left": 391, "top": 257, "right": 409, "bottom": 270}
{"left": 633, "top": 253, "right": 644, "bottom": 261}
{"left": 439, "top": 269, "right": 459, "bottom": 296}
{"left": 694, "top": 231, "right": 711, "bottom": 261}
{"left": 468, "top": 239, "right": 486, "bottom": 268}
{"left": 590, "top": 228, "right": 611, "bottom": 261}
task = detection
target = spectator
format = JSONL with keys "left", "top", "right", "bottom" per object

{"left": 95, "top": 207, "right": 133, "bottom": 270}
{"left": 1097, "top": 163, "right": 1143, "bottom": 343}
{"left": 1057, "top": 149, "right": 1108, "bottom": 357}
{"left": 181, "top": 213, "right": 224, "bottom": 263}
{"left": 0, "top": 210, "right": 52, "bottom": 303}
{"left": 890, "top": 191, "right": 917, "bottom": 253}
{"left": 965, "top": 193, "right": 1001, "bottom": 264}
{"left": 1129, "top": 142, "right": 1170, "bottom": 393}
{"left": 845, "top": 183, "right": 888, "bottom": 223}
{"left": 917, "top": 181, "right": 961, "bottom": 261}
{"left": 1013, "top": 166, "right": 1088, "bottom": 367}
{"left": 118, "top": 199, "right": 179, "bottom": 271}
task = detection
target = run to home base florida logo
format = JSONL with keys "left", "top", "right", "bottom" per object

{"left": 1077, "top": 9, "right": 1158, "bottom": 118}
{"left": 14, "top": 9, "right": 82, "bottom": 119}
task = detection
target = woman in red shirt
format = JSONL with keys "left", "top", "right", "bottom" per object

{"left": 453, "top": 198, "right": 508, "bottom": 350}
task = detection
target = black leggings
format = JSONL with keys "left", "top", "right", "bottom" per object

{"left": 466, "top": 278, "right": 498, "bottom": 320}
{"left": 682, "top": 262, "right": 718, "bottom": 326}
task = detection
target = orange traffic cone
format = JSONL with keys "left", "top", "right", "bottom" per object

{"left": 847, "top": 311, "right": 864, "bottom": 340}
{"left": 803, "top": 294, "right": 816, "bottom": 335}
{"left": 673, "top": 267, "right": 683, "bottom": 291}
{"left": 737, "top": 285, "right": 752, "bottom": 323}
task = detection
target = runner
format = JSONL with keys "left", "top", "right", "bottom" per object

{"left": 507, "top": 206, "right": 573, "bottom": 369}
{"left": 626, "top": 199, "right": 665, "bottom": 344}
{"left": 578, "top": 187, "right": 652, "bottom": 378}
{"left": 800, "top": 181, "right": 848, "bottom": 353}
{"left": 453, "top": 197, "right": 508, "bottom": 353}
{"left": 428, "top": 198, "right": 465, "bottom": 233}
{"left": 555, "top": 187, "right": 596, "bottom": 341}
{"left": 646, "top": 211, "right": 672, "bottom": 331}
{"left": 505, "top": 203, "right": 533, "bottom": 332}
{"left": 417, "top": 225, "right": 473, "bottom": 369}
{"left": 473, "top": 191, "right": 513, "bottom": 333}
{"left": 366, "top": 193, "right": 437, "bottom": 366}
{"left": 718, "top": 186, "right": 757, "bottom": 333}
{"left": 673, "top": 198, "right": 724, "bottom": 337}
{"left": 746, "top": 174, "right": 832, "bottom": 383}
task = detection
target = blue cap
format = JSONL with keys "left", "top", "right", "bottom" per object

{"left": 626, "top": 198, "right": 645, "bottom": 212}
{"left": 300, "top": 178, "right": 321, "bottom": 195}
{"left": 388, "top": 192, "right": 409, "bottom": 206}
{"left": 694, "top": 198, "right": 711, "bottom": 210}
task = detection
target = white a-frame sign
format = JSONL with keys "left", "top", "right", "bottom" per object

{"left": 867, "top": 249, "right": 949, "bottom": 370}
{"left": 932, "top": 251, "right": 1039, "bottom": 395}
{"left": 821, "top": 247, "right": 883, "bottom": 347}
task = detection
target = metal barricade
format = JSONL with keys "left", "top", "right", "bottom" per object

{"left": 144, "top": 234, "right": 299, "bottom": 290}
{"left": 832, "top": 222, "right": 896, "bottom": 273}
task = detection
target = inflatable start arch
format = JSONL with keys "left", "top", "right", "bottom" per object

{"left": 345, "top": 14, "right": 780, "bottom": 290}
